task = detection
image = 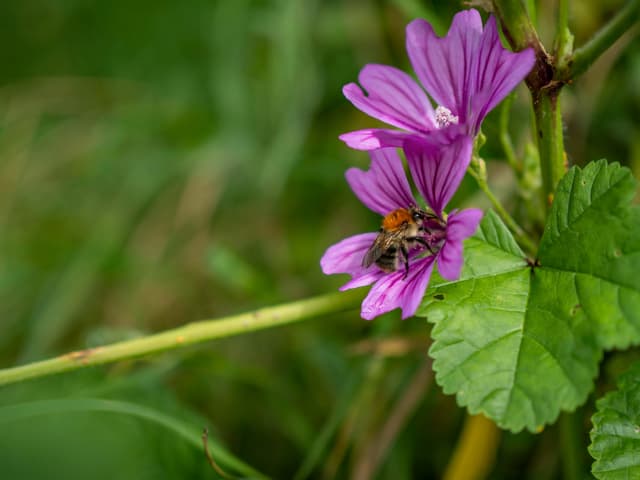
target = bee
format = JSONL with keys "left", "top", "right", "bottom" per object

{"left": 363, "top": 206, "right": 436, "bottom": 279}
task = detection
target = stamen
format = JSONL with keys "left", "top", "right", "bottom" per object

{"left": 435, "top": 106, "right": 459, "bottom": 129}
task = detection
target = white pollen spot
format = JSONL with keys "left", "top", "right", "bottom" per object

{"left": 435, "top": 106, "right": 459, "bottom": 129}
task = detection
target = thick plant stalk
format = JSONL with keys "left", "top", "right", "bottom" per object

{"left": 532, "top": 87, "right": 566, "bottom": 208}
{"left": 0, "top": 290, "right": 363, "bottom": 387}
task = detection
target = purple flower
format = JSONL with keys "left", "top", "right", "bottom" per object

{"left": 339, "top": 9, "right": 535, "bottom": 150}
{"left": 321, "top": 138, "right": 483, "bottom": 320}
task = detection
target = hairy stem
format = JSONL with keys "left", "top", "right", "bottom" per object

{"left": 0, "top": 290, "right": 363, "bottom": 387}
{"left": 492, "top": 0, "right": 566, "bottom": 212}
{"left": 468, "top": 158, "right": 537, "bottom": 254}
{"left": 532, "top": 88, "right": 565, "bottom": 210}
{"left": 491, "top": 0, "right": 551, "bottom": 93}
{"left": 553, "top": 0, "right": 574, "bottom": 70}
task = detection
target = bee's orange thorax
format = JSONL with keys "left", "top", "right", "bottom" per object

{"left": 382, "top": 208, "right": 412, "bottom": 231}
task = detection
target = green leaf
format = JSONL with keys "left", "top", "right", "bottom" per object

{"left": 538, "top": 160, "right": 640, "bottom": 349}
{"left": 419, "top": 162, "right": 640, "bottom": 432}
{"left": 420, "top": 211, "right": 600, "bottom": 432}
{"left": 590, "top": 361, "right": 640, "bottom": 479}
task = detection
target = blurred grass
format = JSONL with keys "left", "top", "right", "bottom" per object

{"left": 0, "top": 0, "right": 638, "bottom": 478}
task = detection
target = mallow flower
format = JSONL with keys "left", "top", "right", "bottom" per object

{"left": 321, "top": 138, "right": 482, "bottom": 320}
{"left": 339, "top": 9, "right": 535, "bottom": 150}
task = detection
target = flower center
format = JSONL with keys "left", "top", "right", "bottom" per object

{"left": 419, "top": 217, "right": 447, "bottom": 254}
{"left": 434, "top": 106, "right": 459, "bottom": 129}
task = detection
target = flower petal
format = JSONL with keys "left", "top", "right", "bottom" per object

{"left": 407, "top": 11, "right": 535, "bottom": 133}
{"left": 321, "top": 232, "right": 379, "bottom": 276}
{"left": 343, "top": 64, "right": 435, "bottom": 133}
{"left": 346, "top": 148, "right": 416, "bottom": 216}
{"left": 406, "top": 10, "right": 483, "bottom": 122}
{"left": 340, "top": 270, "right": 385, "bottom": 291}
{"left": 405, "top": 134, "right": 473, "bottom": 216}
{"left": 437, "top": 208, "right": 483, "bottom": 280}
{"left": 467, "top": 16, "right": 535, "bottom": 132}
{"left": 339, "top": 129, "right": 421, "bottom": 150}
{"left": 360, "top": 256, "right": 436, "bottom": 320}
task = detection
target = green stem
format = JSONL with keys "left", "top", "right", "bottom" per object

{"left": 553, "top": 0, "right": 574, "bottom": 71}
{"left": 468, "top": 159, "right": 537, "bottom": 255}
{"left": 492, "top": 0, "right": 551, "bottom": 95}
{"left": 491, "top": 0, "right": 540, "bottom": 51}
{"left": 559, "top": 0, "right": 639, "bottom": 81}
{"left": 499, "top": 95, "right": 521, "bottom": 175}
{"left": 532, "top": 88, "right": 565, "bottom": 210}
{"left": 0, "top": 290, "right": 363, "bottom": 387}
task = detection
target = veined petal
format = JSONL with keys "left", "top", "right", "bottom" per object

{"left": 437, "top": 208, "right": 483, "bottom": 280}
{"left": 406, "top": 11, "right": 483, "bottom": 122}
{"left": 346, "top": 148, "right": 416, "bottom": 216}
{"left": 467, "top": 16, "right": 535, "bottom": 132}
{"left": 321, "top": 232, "right": 378, "bottom": 276}
{"left": 339, "top": 129, "right": 419, "bottom": 150}
{"left": 361, "top": 256, "right": 436, "bottom": 320}
{"left": 343, "top": 64, "right": 435, "bottom": 133}
{"left": 340, "top": 270, "right": 385, "bottom": 291}
{"left": 405, "top": 135, "right": 473, "bottom": 216}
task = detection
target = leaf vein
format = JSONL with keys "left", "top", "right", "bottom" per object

{"left": 523, "top": 333, "right": 582, "bottom": 396}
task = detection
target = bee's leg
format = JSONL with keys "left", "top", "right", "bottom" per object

{"left": 401, "top": 245, "right": 410, "bottom": 280}
{"left": 410, "top": 237, "right": 435, "bottom": 255}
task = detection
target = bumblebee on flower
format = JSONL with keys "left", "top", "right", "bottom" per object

{"left": 321, "top": 138, "right": 482, "bottom": 320}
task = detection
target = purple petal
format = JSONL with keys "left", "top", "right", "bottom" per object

{"left": 405, "top": 135, "right": 473, "bottom": 216}
{"left": 407, "top": 11, "right": 535, "bottom": 134}
{"left": 343, "top": 64, "right": 435, "bottom": 133}
{"left": 339, "top": 129, "right": 421, "bottom": 150}
{"left": 321, "top": 232, "right": 378, "bottom": 276}
{"left": 468, "top": 17, "right": 535, "bottom": 132}
{"left": 346, "top": 148, "right": 416, "bottom": 216}
{"left": 340, "top": 270, "right": 386, "bottom": 291}
{"left": 361, "top": 256, "right": 436, "bottom": 320}
{"left": 406, "top": 10, "right": 483, "bottom": 122}
{"left": 437, "top": 208, "right": 483, "bottom": 280}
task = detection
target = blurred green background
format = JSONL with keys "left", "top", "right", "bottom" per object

{"left": 0, "top": 0, "right": 638, "bottom": 478}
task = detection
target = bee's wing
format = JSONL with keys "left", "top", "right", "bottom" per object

{"left": 362, "top": 237, "right": 384, "bottom": 268}
{"left": 362, "top": 233, "right": 397, "bottom": 268}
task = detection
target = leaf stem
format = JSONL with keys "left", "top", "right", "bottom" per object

{"left": 468, "top": 157, "right": 537, "bottom": 255}
{"left": 558, "top": 0, "right": 640, "bottom": 81}
{"left": 0, "top": 290, "right": 363, "bottom": 388}
{"left": 499, "top": 95, "right": 521, "bottom": 175}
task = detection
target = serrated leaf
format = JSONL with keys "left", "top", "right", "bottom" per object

{"left": 419, "top": 212, "right": 599, "bottom": 432}
{"left": 474, "top": 209, "right": 525, "bottom": 259}
{"left": 590, "top": 361, "right": 640, "bottom": 479}
{"left": 419, "top": 162, "right": 640, "bottom": 432}
{"left": 425, "top": 210, "right": 527, "bottom": 290}
{"left": 538, "top": 160, "right": 640, "bottom": 349}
